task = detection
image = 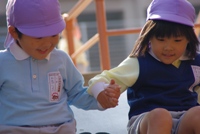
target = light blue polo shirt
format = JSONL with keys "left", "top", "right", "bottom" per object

{"left": 0, "top": 42, "right": 101, "bottom": 126}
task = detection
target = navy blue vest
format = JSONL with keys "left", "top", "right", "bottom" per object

{"left": 127, "top": 53, "right": 200, "bottom": 119}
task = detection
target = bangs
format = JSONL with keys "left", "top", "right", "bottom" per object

{"left": 151, "top": 20, "right": 191, "bottom": 38}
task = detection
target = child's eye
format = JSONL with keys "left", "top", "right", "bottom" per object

{"left": 35, "top": 35, "right": 57, "bottom": 39}
{"left": 174, "top": 39, "right": 182, "bottom": 42}
{"left": 34, "top": 37, "right": 43, "bottom": 39}
{"left": 156, "top": 38, "right": 164, "bottom": 41}
{"left": 52, "top": 35, "right": 57, "bottom": 37}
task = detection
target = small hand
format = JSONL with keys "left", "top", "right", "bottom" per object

{"left": 97, "top": 79, "right": 121, "bottom": 109}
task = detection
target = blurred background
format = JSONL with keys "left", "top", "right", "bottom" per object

{"left": 0, "top": 0, "right": 200, "bottom": 72}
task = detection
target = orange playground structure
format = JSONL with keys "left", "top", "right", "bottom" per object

{"left": 63, "top": 0, "right": 200, "bottom": 73}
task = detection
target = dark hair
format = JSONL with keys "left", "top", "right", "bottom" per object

{"left": 130, "top": 20, "right": 200, "bottom": 59}
{"left": 15, "top": 27, "right": 23, "bottom": 39}
{"left": 14, "top": 28, "right": 23, "bottom": 46}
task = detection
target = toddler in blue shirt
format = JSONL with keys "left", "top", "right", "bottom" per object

{"left": 0, "top": 0, "right": 120, "bottom": 134}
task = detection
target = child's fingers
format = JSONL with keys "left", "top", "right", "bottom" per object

{"left": 108, "top": 98, "right": 119, "bottom": 107}
{"left": 112, "top": 85, "right": 121, "bottom": 94}
{"left": 105, "top": 86, "right": 121, "bottom": 98}
{"left": 107, "top": 84, "right": 121, "bottom": 90}
{"left": 97, "top": 90, "right": 119, "bottom": 108}
{"left": 105, "top": 88, "right": 117, "bottom": 96}
{"left": 109, "top": 79, "right": 115, "bottom": 85}
{"left": 111, "top": 98, "right": 118, "bottom": 103}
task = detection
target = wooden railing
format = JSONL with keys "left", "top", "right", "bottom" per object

{"left": 63, "top": 0, "right": 200, "bottom": 72}
{"left": 195, "top": 11, "right": 200, "bottom": 36}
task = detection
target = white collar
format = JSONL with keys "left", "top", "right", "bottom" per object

{"left": 9, "top": 41, "right": 50, "bottom": 61}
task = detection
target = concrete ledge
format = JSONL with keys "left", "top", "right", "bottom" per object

{"left": 72, "top": 91, "right": 129, "bottom": 134}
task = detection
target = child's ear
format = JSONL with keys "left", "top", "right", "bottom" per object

{"left": 8, "top": 26, "right": 18, "bottom": 39}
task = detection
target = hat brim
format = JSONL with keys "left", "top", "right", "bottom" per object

{"left": 4, "top": 20, "right": 65, "bottom": 49}
{"left": 148, "top": 13, "right": 194, "bottom": 27}
{"left": 18, "top": 19, "right": 66, "bottom": 38}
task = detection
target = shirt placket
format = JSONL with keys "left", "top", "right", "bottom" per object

{"left": 31, "top": 58, "right": 40, "bottom": 92}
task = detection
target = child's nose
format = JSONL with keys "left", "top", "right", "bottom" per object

{"left": 42, "top": 37, "right": 53, "bottom": 46}
{"left": 40, "top": 41, "right": 52, "bottom": 50}
{"left": 164, "top": 43, "right": 173, "bottom": 51}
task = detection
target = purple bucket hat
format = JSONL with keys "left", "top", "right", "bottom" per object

{"left": 147, "top": 0, "right": 195, "bottom": 27}
{"left": 4, "top": 0, "right": 66, "bottom": 48}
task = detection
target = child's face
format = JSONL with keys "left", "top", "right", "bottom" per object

{"left": 150, "top": 36, "right": 189, "bottom": 64}
{"left": 17, "top": 34, "right": 59, "bottom": 60}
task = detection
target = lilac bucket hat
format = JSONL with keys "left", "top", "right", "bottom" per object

{"left": 4, "top": 0, "right": 66, "bottom": 48}
{"left": 147, "top": 0, "right": 195, "bottom": 27}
